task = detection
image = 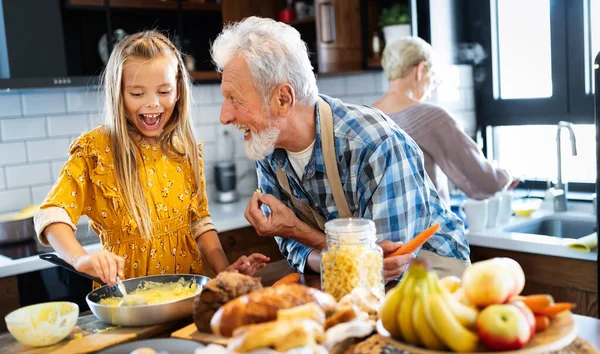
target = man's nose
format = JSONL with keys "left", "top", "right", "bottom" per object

{"left": 219, "top": 104, "right": 232, "bottom": 125}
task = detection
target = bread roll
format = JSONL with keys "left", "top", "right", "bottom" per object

{"left": 228, "top": 319, "right": 324, "bottom": 353}
{"left": 210, "top": 283, "right": 336, "bottom": 337}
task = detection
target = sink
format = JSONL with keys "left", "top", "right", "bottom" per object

{"left": 503, "top": 215, "right": 597, "bottom": 239}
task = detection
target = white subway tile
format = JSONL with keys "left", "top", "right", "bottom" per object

{"left": 194, "top": 124, "right": 218, "bottom": 143}
{"left": 66, "top": 89, "right": 102, "bottom": 112}
{"left": 0, "top": 142, "right": 27, "bottom": 165}
{"left": 27, "top": 138, "right": 70, "bottom": 162}
{"left": 338, "top": 96, "right": 362, "bottom": 105}
{"left": 375, "top": 72, "right": 388, "bottom": 93}
{"left": 89, "top": 113, "right": 103, "bottom": 127}
{"left": 360, "top": 95, "right": 381, "bottom": 107}
{"left": 1, "top": 117, "right": 47, "bottom": 140}
{"left": 32, "top": 184, "right": 54, "bottom": 204}
{"left": 48, "top": 114, "right": 90, "bottom": 137}
{"left": 0, "top": 167, "right": 5, "bottom": 189}
{"left": 197, "top": 104, "right": 222, "bottom": 125}
{"left": 346, "top": 73, "right": 377, "bottom": 95}
{"left": 204, "top": 181, "right": 216, "bottom": 202}
{"left": 203, "top": 162, "right": 215, "bottom": 185}
{"left": 0, "top": 188, "right": 32, "bottom": 213}
{"left": 21, "top": 91, "right": 66, "bottom": 116}
{"left": 192, "top": 84, "right": 213, "bottom": 105}
{"left": 6, "top": 163, "right": 51, "bottom": 188}
{"left": 216, "top": 124, "right": 245, "bottom": 160}
{"left": 0, "top": 94, "right": 23, "bottom": 117}
{"left": 201, "top": 142, "right": 217, "bottom": 163}
{"left": 51, "top": 160, "right": 68, "bottom": 180}
{"left": 210, "top": 85, "right": 225, "bottom": 104}
{"left": 317, "top": 77, "right": 346, "bottom": 96}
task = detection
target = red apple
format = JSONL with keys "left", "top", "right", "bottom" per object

{"left": 510, "top": 300, "right": 536, "bottom": 340}
{"left": 476, "top": 304, "right": 532, "bottom": 351}
{"left": 462, "top": 260, "right": 515, "bottom": 307}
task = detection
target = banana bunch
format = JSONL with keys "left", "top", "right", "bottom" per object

{"left": 379, "top": 261, "right": 481, "bottom": 352}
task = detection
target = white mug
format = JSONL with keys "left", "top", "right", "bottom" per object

{"left": 497, "top": 190, "right": 513, "bottom": 225}
{"left": 486, "top": 193, "right": 501, "bottom": 228}
{"left": 462, "top": 199, "right": 488, "bottom": 233}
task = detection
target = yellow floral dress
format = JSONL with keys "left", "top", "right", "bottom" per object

{"left": 38, "top": 126, "right": 212, "bottom": 279}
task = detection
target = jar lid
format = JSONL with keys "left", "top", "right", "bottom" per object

{"left": 324, "top": 218, "right": 377, "bottom": 242}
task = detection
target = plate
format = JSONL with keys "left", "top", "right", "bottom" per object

{"left": 376, "top": 311, "right": 577, "bottom": 354}
{"left": 98, "top": 338, "right": 205, "bottom": 354}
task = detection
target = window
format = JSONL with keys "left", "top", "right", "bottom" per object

{"left": 492, "top": 0, "right": 552, "bottom": 99}
{"left": 584, "top": 0, "right": 600, "bottom": 94}
{"left": 490, "top": 124, "right": 595, "bottom": 183}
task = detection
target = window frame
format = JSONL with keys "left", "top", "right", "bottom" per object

{"left": 567, "top": 0, "right": 595, "bottom": 116}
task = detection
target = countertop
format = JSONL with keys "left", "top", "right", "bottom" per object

{"left": 0, "top": 198, "right": 596, "bottom": 279}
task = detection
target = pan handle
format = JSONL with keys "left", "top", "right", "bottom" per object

{"left": 39, "top": 253, "right": 106, "bottom": 286}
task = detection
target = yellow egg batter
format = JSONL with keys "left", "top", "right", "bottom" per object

{"left": 99, "top": 277, "right": 200, "bottom": 306}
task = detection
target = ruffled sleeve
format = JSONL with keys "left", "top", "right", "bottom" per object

{"left": 35, "top": 136, "right": 94, "bottom": 245}
{"left": 190, "top": 141, "right": 216, "bottom": 238}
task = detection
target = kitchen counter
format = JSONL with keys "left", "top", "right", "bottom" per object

{"left": 0, "top": 198, "right": 596, "bottom": 279}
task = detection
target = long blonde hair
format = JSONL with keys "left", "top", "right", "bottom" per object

{"left": 102, "top": 31, "right": 201, "bottom": 239}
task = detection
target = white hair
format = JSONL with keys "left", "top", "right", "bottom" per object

{"left": 210, "top": 16, "right": 319, "bottom": 106}
{"left": 382, "top": 36, "right": 436, "bottom": 81}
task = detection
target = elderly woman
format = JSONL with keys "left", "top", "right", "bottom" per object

{"left": 372, "top": 36, "right": 518, "bottom": 205}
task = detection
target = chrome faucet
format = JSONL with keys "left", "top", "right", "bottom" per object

{"left": 551, "top": 121, "right": 577, "bottom": 211}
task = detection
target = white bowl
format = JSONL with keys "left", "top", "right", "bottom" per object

{"left": 5, "top": 301, "right": 79, "bottom": 347}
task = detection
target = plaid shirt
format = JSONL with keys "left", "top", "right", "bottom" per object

{"left": 256, "top": 94, "right": 470, "bottom": 272}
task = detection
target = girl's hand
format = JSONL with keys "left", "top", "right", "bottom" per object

{"left": 72, "top": 250, "right": 125, "bottom": 286}
{"left": 226, "top": 253, "right": 270, "bottom": 276}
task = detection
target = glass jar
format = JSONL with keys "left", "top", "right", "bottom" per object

{"left": 320, "top": 218, "right": 384, "bottom": 301}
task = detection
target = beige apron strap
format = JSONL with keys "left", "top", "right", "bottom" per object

{"left": 276, "top": 165, "right": 326, "bottom": 230}
{"left": 275, "top": 166, "right": 293, "bottom": 197}
{"left": 318, "top": 98, "right": 352, "bottom": 218}
{"left": 416, "top": 249, "right": 471, "bottom": 278}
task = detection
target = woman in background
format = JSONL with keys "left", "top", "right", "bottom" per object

{"left": 372, "top": 36, "right": 518, "bottom": 205}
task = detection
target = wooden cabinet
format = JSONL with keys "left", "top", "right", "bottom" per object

{"left": 221, "top": 0, "right": 282, "bottom": 24}
{"left": 315, "top": 0, "right": 363, "bottom": 73}
{"left": 470, "top": 246, "right": 598, "bottom": 318}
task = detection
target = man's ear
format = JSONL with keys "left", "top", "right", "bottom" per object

{"left": 269, "top": 83, "right": 295, "bottom": 118}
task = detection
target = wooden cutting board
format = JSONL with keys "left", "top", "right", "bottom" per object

{"left": 0, "top": 314, "right": 182, "bottom": 354}
{"left": 171, "top": 323, "right": 230, "bottom": 346}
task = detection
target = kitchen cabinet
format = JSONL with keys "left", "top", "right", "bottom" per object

{"left": 470, "top": 246, "right": 598, "bottom": 318}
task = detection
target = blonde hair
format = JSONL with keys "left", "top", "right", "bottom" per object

{"left": 102, "top": 30, "right": 200, "bottom": 239}
{"left": 382, "top": 36, "right": 436, "bottom": 81}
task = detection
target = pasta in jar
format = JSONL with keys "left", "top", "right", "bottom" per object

{"left": 321, "top": 218, "right": 384, "bottom": 301}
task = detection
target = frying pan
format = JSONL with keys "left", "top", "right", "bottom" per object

{"left": 40, "top": 253, "right": 210, "bottom": 326}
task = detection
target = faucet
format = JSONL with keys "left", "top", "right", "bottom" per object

{"left": 551, "top": 121, "right": 578, "bottom": 211}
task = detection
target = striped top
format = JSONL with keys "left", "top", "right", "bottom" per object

{"left": 387, "top": 103, "right": 511, "bottom": 205}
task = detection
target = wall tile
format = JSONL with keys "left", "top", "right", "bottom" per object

{"left": 51, "top": 160, "right": 67, "bottom": 180}
{"left": 32, "top": 184, "right": 54, "bottom": 204}
{"left": 192, "top": 84, "right": 213, "bottom": 105}
{"left": 317, "top": 77, "right": 346, "bottom": 96}
{"left": 210, "top": 85, "right": 224, "bottom": 104}
{"left": 6, "top": 163, "right": 51, "bottom": 188}
{"left": 66, "top": 89, "right": 102, "bottom": 112}
{"left": 0, "top": 142, "right": 27, "bottom": 165}
{"left": 48, "top": 114, "right": 90, "bottom": 137}
{"left": 0, "top": 188, "right": 32, "bottom": 213}
{"left": 346, "top": 73, "right": 377, "bottom": 95}
{"left": 203, "top": 162, "right": 215, "bottom": 185}
{"left": 202, "top": 142, "right": 217, "bottom": 163}
{"left": 197, "top": 104, "right": 222, "bottom": 125}
{"left": 89, "top": 113, "right": 103, "bottom": 127}
{"left": 360, "top": 95, "right": 380, "bottom": 107}
{"left": 0, "top": 167, "right": 5, "bottom": 189}
{"left": 27, "top": 138, "right": 70, "bottom": 162}
{"left": 194, "top": 123, "right": 218, "bottom": 143}
{"left": 0, "top": 117, "right": 47, "bottom": 141}
{"left": 21, "top": 91, "right": 66, "bottom": 116}
{"left": 0, "top": 94, "right": 22, "bottom": 118}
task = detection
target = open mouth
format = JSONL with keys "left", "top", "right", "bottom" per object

{"left": 139, "top": 112, "right": 163, "bottom": 130}
{"left": 234, "top": 124, "right": 251, "bottom": 138}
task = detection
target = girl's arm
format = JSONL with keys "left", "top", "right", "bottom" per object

{"left": 196, "top": 230, "right": 230, "bottom": 273}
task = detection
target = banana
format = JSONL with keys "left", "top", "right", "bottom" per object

{"left": 379, "top": 279, "right": 405, "bottom": 338}
{"left": 412, "top": 275, "right": 446, "bottom": 350}
{"left": 396, "top": 270, "right": 420, "bottom": 345}
{"left": 432, "top": 273, "right": 479, "bottom": 329}
{"left": 425, "top": 273, "right": 479, "bottom": 353}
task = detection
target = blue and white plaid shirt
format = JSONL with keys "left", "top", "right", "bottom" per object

{"left": 256, "top": 95, "right": 470, "bottom": 272}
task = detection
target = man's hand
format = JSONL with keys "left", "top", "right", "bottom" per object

{"left": 226, "top": 253, "right": 270, "bottom": 276}
{"left": 379, "top": 240, "right": 416, "bottom": 283}
{"left": 245, "top": 192, "right": 299, "bottom": 238}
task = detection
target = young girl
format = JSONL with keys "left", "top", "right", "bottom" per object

{"left": 34, "top": 31, "right": 268, "bottom": 287}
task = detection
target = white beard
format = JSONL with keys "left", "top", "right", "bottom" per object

{"left": 244, "top": 123, "right": 280, "bottom": 161}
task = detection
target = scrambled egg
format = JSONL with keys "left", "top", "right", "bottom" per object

{"left": 99, "top": 277, "right": 200, "bottom": 306}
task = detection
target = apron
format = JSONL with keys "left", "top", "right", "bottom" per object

{"left": 275, "top": 98, "right": 469, "bottom": 278}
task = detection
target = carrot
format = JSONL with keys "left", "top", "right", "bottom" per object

{"left": 273, "top": 273, "right": 301, "bottom": 286}
{"left": 535, "top": 302, "right": 575, "bottom": 317}
{"left": 534, "top": 315, "right": 550, "bottom": 332}
{"left": 517, "top": 294, "right": 554, "bottom": 313}
{"left": 384, "top": 224, "right": 440, "bottom": 258}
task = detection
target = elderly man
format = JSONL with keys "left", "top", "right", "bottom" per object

{"left": 210, "top": 17, "right": 470, "bottom": 281}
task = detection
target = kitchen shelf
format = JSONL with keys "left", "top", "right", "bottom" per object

{"left": 189, "top": 71, "right": 220, "bottom": 81}
{"left": 67, "top": 0, "right": 221, "bottom": 11}
{"left": 367, "top": 56, "right": 382, "bottom": 69}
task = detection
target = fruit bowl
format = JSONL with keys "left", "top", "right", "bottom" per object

{"left": 377, "top": 311, "right": 577, "bottom": 354}
{"left": 5, "top": 302, "right": 79, "bottom": 347}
